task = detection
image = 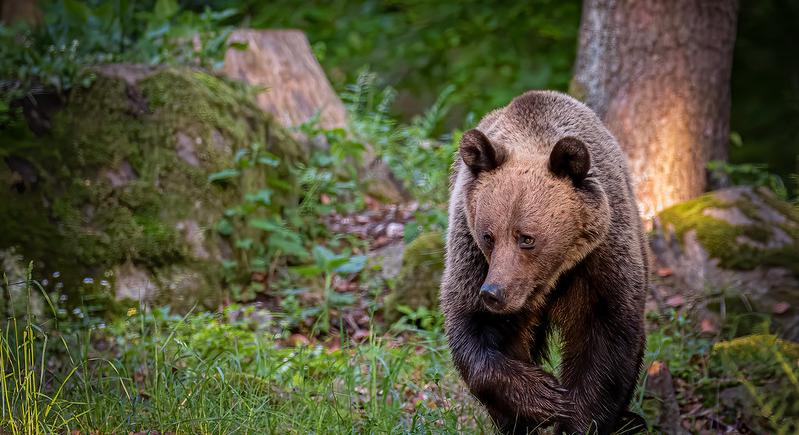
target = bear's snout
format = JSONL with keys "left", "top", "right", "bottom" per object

{"left": 479, "top": 283, "right": 505, "bottom": 310}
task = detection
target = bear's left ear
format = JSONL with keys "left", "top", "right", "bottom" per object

{"left": 460, "top": 129, "right": 507, "bottom": 175}
{"left": 549, "top": 137, "right": 591, "bottom": 183}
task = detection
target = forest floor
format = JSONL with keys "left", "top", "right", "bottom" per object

{"left": 5, "top": 196, "right": 794, "bottom": 434}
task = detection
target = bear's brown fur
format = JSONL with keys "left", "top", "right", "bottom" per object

{"left": 441, "top": 91, "right": 648, "bottom": 434}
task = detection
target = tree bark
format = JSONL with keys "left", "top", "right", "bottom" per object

{"left": 571, "top": 0, "right": 738, "bottom": 219}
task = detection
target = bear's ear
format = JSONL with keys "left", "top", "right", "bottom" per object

{"left": 460, "top": 129, "right": 507, "bottom": 175}
{"left": 549, "top": 137, "right": 591, "bottom": 183}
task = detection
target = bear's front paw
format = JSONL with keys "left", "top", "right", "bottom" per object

{"left": 531, "top": 372, "right": 573, "bottom": 421}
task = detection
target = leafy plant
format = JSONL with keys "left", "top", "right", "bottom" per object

{"left": 344, "top": 71, "right": 458, "bottom": 206}
{"left": 708, "top": 160, "right": 789, "bottom": 199}
{"left": 212, "top": 124, "right": 367, "bottom": 303}
{"left": 391, "top": 305, "right": 443, "bottom": 332}
{"left": 712, "top": 334, "right": 799, "bottom": 434}
{"left": 291, "top": 245, "right": 366, "bottom": 333}
{"left": 1, "top": 282, "right": 489, "bottom": 433}
{"left": 210, "top": 142, "right": 304, "bottom": 300}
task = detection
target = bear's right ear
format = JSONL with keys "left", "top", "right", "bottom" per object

{"left": 460, "top": 129, "right": 507, "bottom": 175}
{"left": 549, "top": 136, "right": 591, "bottom": 184}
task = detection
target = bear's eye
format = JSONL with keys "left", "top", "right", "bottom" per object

{"left": 518, "top": 235, "right": 536, "bottom": 249}
{"left": 482, "top": 232, "right": 493, "bottom": 245}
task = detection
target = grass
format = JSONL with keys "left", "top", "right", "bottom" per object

{"left": 2, "top": 288, "right": 490, "bottom": 434}
{"left": 3, "top": 272, "right": 798, "bottom": 434}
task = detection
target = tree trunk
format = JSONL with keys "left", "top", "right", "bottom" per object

{"left": 1, "top": 0, "right": 42, "bottom": 26}
{"left": 571, "top": 0, "right": 738, "bottom": 219}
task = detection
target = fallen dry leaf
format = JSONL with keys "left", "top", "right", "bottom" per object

{"left": 287, "top": 333, "right": 310, "bottom": 347}
{"left": 647, "top": 360, "right": 666, "bottom": 376}
{"left": 665, "top": 295, "right": 685, "bottom": 308}
{"left": 656, "top": 267, "right": 673, "bottom": 277}
{"left": 364, "top": 195, "right": 380, "bottom": 210}
{"left": 250, "top": 271, "right": 267, "bottom": 283}
{"left": 351, "top": 329, "right": 370, "bottom": 342}
{"left": 700, "top": 317, "right": 718, "bottom": 334}
{"left": 773, "top": 302, "right": 790, "bottom": 314}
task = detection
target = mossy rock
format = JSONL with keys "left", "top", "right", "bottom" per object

{"left": 651, "top": 187, "right": 799, "bottom": 339}
{"left": 0, "top": 64, "right": 304, "bottom": 311}
{"left": 656, "top": 186, "right": 799, "bottom": 274}
{"left": 384, "top": 231, "right": 445, "bottom": 323}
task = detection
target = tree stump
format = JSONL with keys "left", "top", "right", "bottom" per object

{"left": 222, "top": 29, "right": 408, "bottom": 203}
{"left": 222, "top": 29, "right": 347, "bottom": 131}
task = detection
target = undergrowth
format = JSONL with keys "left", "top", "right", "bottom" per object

{"left": 1, "top": 272, "right": 489, "bottom": 433}
{"left": 1, "top": 0, "right": 238, "bottom": 112}
{"left": 3, "top": 268, "right": 798, "bottom": 433}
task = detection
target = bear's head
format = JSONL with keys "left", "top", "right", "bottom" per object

{"left": 460, "top": 129, "right": 611, "bottom": 314}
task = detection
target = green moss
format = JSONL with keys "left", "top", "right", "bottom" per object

{"left": 714, "top": 334, "right": 799, "bottom": 358}
{"left": 0, "top": 66, "right": 302, "bottom": 308}
{"left": 708, "top": 333, "right": 799, "bottom": 430}
{"left": 711, "top": 334, "right": 799, "bottom": 380}
{"left": 757, "top": 189, "right": 799, "bottom": 245}
{"left": 658, "top": 190, "right": 799, "bottom": 276}
{"left": 658, "top": 194, "right": 741, "bottom": 263}
{"left": 757, "top": 188, "right": 799, "bottom": 223}
{"left": 384, "top": 231, "right": 445, "bottom": 323}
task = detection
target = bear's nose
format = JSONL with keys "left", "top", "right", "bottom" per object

{"left": 479, "top": 283, "right": 505, "bottom": 308}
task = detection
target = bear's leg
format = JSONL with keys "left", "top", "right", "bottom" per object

{"left": 446, "top": 315, "right": 573, "bottom": 433}
{"left": 441, "top": 210, "right": 571, "bottom": 433}
{"left": 552, "top": 281, "right": 645, "bottom": 434}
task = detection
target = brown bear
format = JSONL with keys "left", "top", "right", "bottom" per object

{"left": 440, "top": 90, "right": 648, "bottom": 434}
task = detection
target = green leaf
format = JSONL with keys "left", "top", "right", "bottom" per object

{"left": 153, "top": 0, "right": 179, "bottom": 21}
{"left": 335, "top": 255, "right": 367, "bottom": 275}
{"left": 312, "top": 245, "right": 337, "bottom": 265}
{"left": 234, "top": 148, "right": 249, "bottom": 163}
{"left": 730, "top": 131, "right": 743, "bottom": 148}
{"left": 328, "top": 292, "right": 355, "bottom": 307}
{"left": 290, "top": 265, "right": 323, "bottom": 277}
{"left": 235, "top": 238, "right": 253, "bottom": 250}
{"left": 229, "top": 41, "right": 249, "bottom": 51}
{"left": 63, "top": 0, "right": 91, "bottom": 24}
{"left": 250, "top": 257, "right": 268, "bottom": 271}
{"left": 206, "top": 8, "right": 239, "bottom": 22}
{"left": 327, "top": 257, "right": 349, "bottom": 270}
{"left": 266, "top": 176, "right": 293, "bottom": 192}
{"left": 268, "top": 232, "right": 308, "bottom": 258}
{"left": 215, "top": 219, "right": 234, "bottom": 236}
{"left": 244, "top": 189, "right": 273, "bottom": 206}
{"left": 249, "top": 218, "right": 282, "bottom": 232}
{"left": 208, "top": 169, "right": 239, "bottom": 183}
{"left": 403, "top": 221, "right": 421, "bottom": 244}
{"left": 257, "top": 152, "right": 280, "bottom": 167}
